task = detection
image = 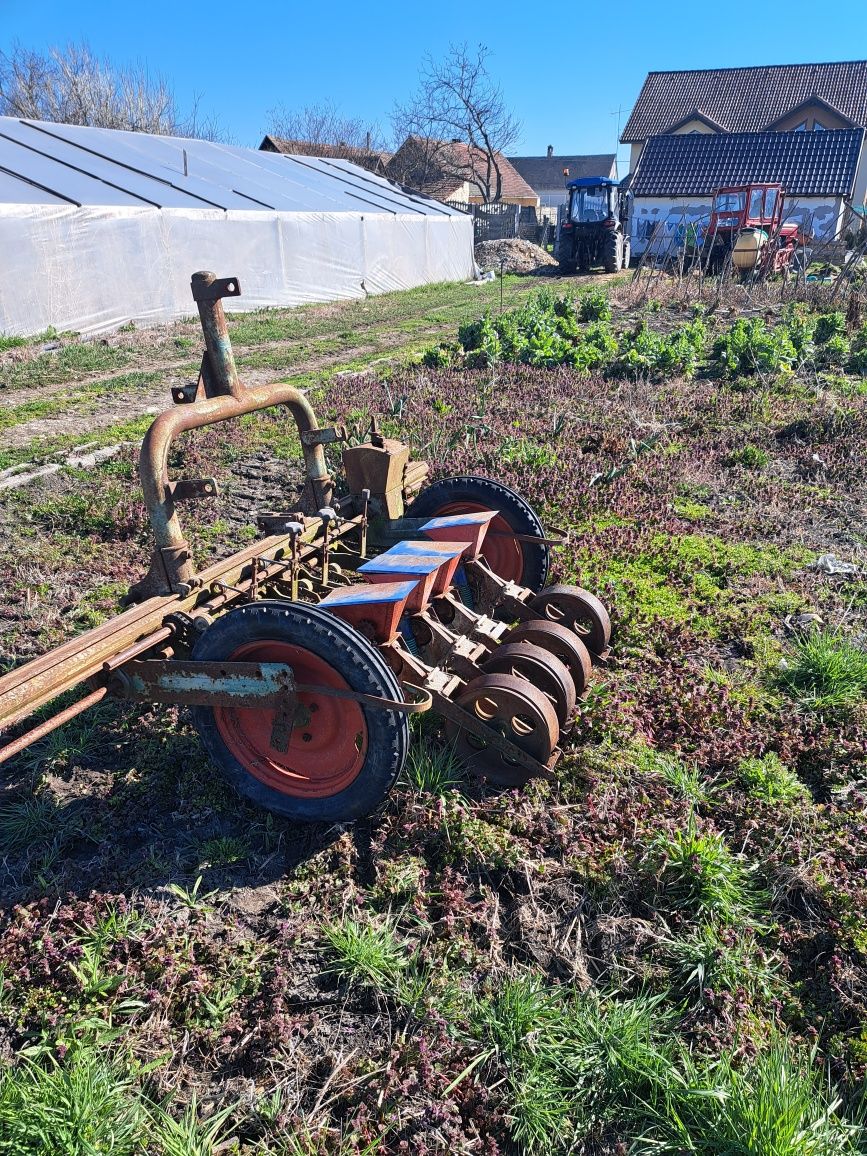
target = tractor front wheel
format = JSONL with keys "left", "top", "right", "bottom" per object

{"left": 190, "top": 601, "right": 408, "bottom": 822}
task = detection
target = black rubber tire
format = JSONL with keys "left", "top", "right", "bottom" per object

{"left": 559, "top": 258, "right": 577, "bottom": 275}
{"left": 602, "top": 231, "right": 621, "bottom": 274}
{"left": 406, "top": 475, "right": 550, "bottom": 592}
{"left": 190, "top": 600, "right": 408, "bottom": 823}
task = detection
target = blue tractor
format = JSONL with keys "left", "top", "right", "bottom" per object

{"left": 556, "top": 176, "right": 631, "bottom": 274}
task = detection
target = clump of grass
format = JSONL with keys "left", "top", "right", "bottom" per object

{"left": 467, "top": 979, "right": 672, "bottom": 1153}
{"left": 725, "top": 443, "right": 769, "bottom": 469}
{"left": 0, "top": 795, "right": 66, "bottom": 854}
{"left": 0, "top": 1050, "right": 144, "bottom": 1156}
{"left": 402, "top": 740, "right": 464, "bottom": 795}
{"left": 0, "top": 334, "right": 27, "bottom": 352}
{"left": 663, "top": 921, "right": 781, "bottom": 1005}
{"left": 630, "top": 745, "right": 711, "bottom": 806}
{"left": 645, "top": 815, "right": 763, "bottom": 922}
{"left": 322, "top": 914, "right": 409, "bottom": 991}
{"left": 776, "top": 629, "right": 867, "bottom": 712}
{"left": 737, "top": 752, "right": 809, "bottom": 804}
{"left": 642, "top": 1037, "right": 863, "bottom": 1154}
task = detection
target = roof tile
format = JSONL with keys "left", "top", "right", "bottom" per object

{"left": 631, "top": 128, "right": 864, "bottom": 198}
{"left": 622, "top": 61, "right": 867, "bottom": 142}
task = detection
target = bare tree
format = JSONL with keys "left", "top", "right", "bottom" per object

{"left": 0, "top": 42, "right": 221, "bottom": 138}
{"left": 265, "top": 100, "right": 386, "bottom": 159}
{"left": 391, "top": 43, "right": 520, "bottom": 202}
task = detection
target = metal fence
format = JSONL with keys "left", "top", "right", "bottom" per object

{"left": 446, "top": 200, "right": 520, "bottom": 242}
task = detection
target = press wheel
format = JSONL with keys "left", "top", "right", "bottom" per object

{"left": 500, "top": 619, "right": 592, "bottom": 695}
{"left": 445, "top": 673, "right": 559, "bottom": 787}
{"left": 481, "top": 642, "right": 576, "bottom": 728}
{"left": 528, "top": 584, "right": 611, "bottom": 659}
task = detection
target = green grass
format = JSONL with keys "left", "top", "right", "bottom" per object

{"left": 402, "top": 740, "right": 464, "bottom": 795}
{"left": 737, "top": 752, "right": 809, "bottom": 804}
{"left": 0, "top": 795, "right": 68, "bottom": 854}
{"left": 776, "top": 630, "right": 867, "bottom": 712}
{"left": 645, "top": 816, "right": 764, "bottom": 923}
{"left": 0, "top": 334, "right": 27, "bottom": 351}
{"left": 641, "top": 1038, "right": 863, "bottom": 1155}
{"left": 0, "top": 1049, "right": 144, "bottom": 1156}
{"left": 322, "top": 914, "right": 410, "bottom": 991}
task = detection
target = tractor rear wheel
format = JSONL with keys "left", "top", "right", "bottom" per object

{"left": 190, "top": 600, "right": 408, "bottom": 822}
{"left": 602, "top": 231, "right": 622, "bottom": 273}
{"left": 407, "top": 475, "right": 550, "bottom": 592}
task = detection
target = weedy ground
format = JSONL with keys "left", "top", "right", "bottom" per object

{"left": 1, "top": 274, "right": 867, "bottom": 1154}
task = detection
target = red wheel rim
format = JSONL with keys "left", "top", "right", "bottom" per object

{"left": 432, "top": 501, "right": 524, "bottom": 585}
{"left": 214, "top": 641, "right": 368, "bottom": 799}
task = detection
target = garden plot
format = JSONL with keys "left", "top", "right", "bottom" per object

{"left": 1, "top": 280, "right": 866, "bottom": 1153}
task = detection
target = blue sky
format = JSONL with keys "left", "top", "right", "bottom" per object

{"left": 3, "top": 0, "right": 867, "bottom": 174}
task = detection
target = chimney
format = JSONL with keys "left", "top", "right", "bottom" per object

{"left": 547, "top": 144, "right": 553, "bottom": 158}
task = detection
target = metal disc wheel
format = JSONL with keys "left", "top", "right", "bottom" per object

{"left": 445, "top": 673, "right": 559, "bottom": 787}
{"left": 481, "top": 642, "right": 576, "bottom": 728}
{"left": 190, "top": 600, "right": 408, "bottom": 822}
{"left": 501, "top": 619, "right": 592, "bottom": 695}
{"left": 406, "top": 475, "right": 549, "bottom": 592}
{"left": 528, "top": 584, "right": 611, "bottom": 659}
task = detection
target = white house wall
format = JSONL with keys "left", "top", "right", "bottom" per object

{"left": 630, "top": 195, "right": 846, "bottom": 256}
{"left": 0, "top": 205, "right": 475, "bottom": 336}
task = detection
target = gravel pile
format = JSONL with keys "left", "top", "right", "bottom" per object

{"left": 475, "top": 238, "right": 558, "bottom": 276}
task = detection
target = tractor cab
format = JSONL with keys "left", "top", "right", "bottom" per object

{"left": 566, "top": 177, "right": 620, "bottom": 226}
{"left": 709, "top": 184, "right": 788, "bottom": 237}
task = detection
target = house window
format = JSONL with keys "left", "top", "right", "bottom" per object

{"left": 814, "top": 120, "right": 827, "bottom": 131}
{"left": 792, "top": 120, "right": 807, "bottom": 131}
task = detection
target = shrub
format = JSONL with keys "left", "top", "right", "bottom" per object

{"left": 578, "top": 286, "right": 612, "bottom": 322}
{"left": 847, "top": 322, "right": 867, "bottom": 375}
{"left": 813, "top": 311, "right": 847, "bottom": 344}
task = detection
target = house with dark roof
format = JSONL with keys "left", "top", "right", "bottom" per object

{"left": 629, "top": 128, "right": 864, "bottom": 256}
{"left": 622, "top": 60, "right": 867, "bottom": 206}
{"left": 507, "top": 147, "right": 617, "bottom": 210}
{"left": 386, "top": 136, "right": 538, "bottom": 207}
{"left": 259, "top": 135, "right": 391, "bottom": 176}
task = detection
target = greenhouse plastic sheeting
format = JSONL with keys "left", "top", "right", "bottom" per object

{"left": 0, "top": 118, "right": 475, "bottom": 335}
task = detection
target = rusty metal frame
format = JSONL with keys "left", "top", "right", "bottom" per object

{"left": 130, "top": 270, "right": 334, "bottom": 601}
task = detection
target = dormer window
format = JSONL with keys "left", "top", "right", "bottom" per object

{"left": 793, "top": 120, "right": 808, "bottom": 131}
{"left": 814, "top": 120, "right": 826, "bottom": 130}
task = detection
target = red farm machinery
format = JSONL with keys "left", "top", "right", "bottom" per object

{"left": 703, "top": 183, "right": 803, "bottom": 277}
{"left": 0, "top": 273, "right": 612, "bottom": 824}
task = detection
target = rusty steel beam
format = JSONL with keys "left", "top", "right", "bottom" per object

{"left": 0, "top": 686, "right": 110, "bottom": 767}
{"left": 0, "top": 516, "right": 364, "bottom": 738}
